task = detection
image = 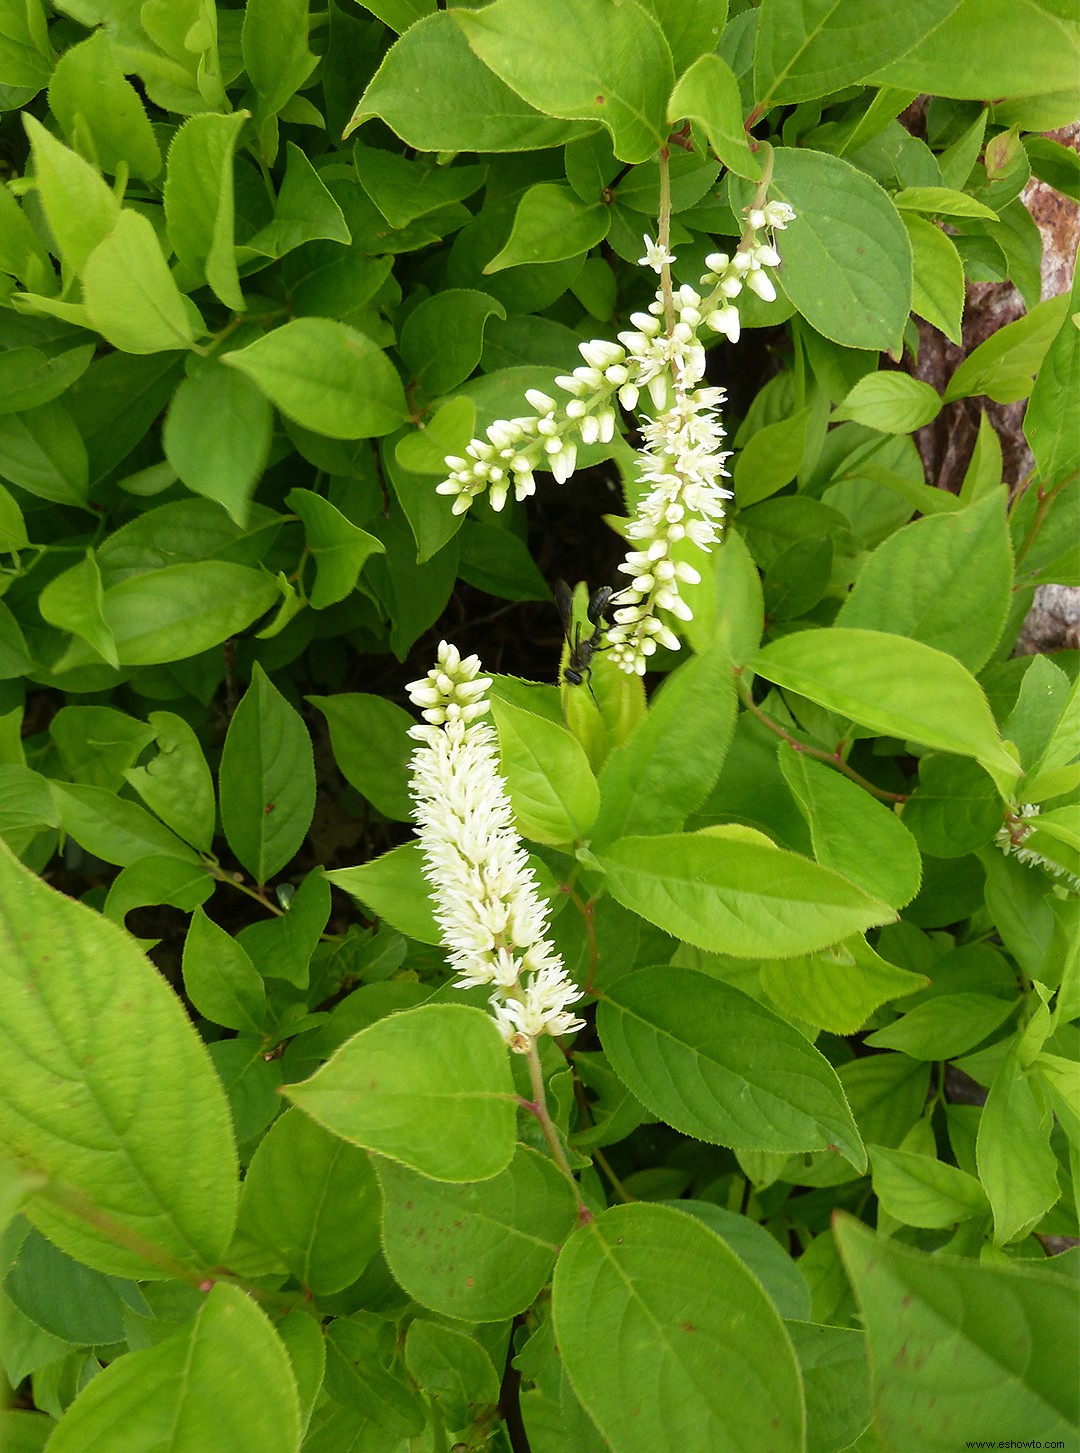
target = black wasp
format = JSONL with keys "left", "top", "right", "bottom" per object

{"left": 554, "top": 578, "right": 616, "bottom": 703}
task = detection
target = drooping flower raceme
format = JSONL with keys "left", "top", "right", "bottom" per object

{"left": 995, "top": 804, "right": 1080, "bottom": 893}
{"left": 436, "top": 199, "right": 795, "bottom": 673}
{"left": 407, "top": 642, "right": 586, "bottom": 1052}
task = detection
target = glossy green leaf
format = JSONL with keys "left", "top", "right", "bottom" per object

{"left": 222, "top": 318, "right": 407, "bottom": 440}
{"left": 182, "top": 909, "right": 267, "bottom": 1036}
{"left": 770, "top": 148, "right": 912, "bottom": 352}
{"left": 868, "top": 1143, "right": 989, "bottom": 1228}
{"left": 835, "top": 1215, "right": 1079, "bottom": 1449}
{"left": 83, "top": 211, "right": 197, "bottom": 354}
{"left": 598, "top": 966, "right": 865, "bottom": 1166}
{"left": 377, "top": 1144, "right": 577, "bottom": 1320}
{"left": 0, "top": 840, "right": 237, "bottom": 1278}
{"left": 219, "top": 662, "right": 316, "bottom": 884}
{"left": 353, "top": 145, "right": 487, "bottom": 228}
{"left": 592, "top": 645, "right": 736, "bottom": 844}
{"left": 554, "top": 1203, "right": 804, "bottom": 1453}
{"left": 667, "top": 53, "right": 760, "bottom": 180}
{"left": 48, "top": 30, "right": 161, "bottom": 181}
{"left": 164, "top": 363, "right": 273, "bottom": 526}
{"left": 751, "top": 627, "right": 1019, "bottom": 783}
{"left": 328, "top": 840, "right": 442, "bottom": 945}
{"left": 977, "top": 1052, "right": 1062, "bottom": 1245}
{"left": 755, "top": 0, "right": 962, "bottom": 105}
{"left": 163, "top": 110, "right": 248, "bottom": 312}
{"left": 486, "top": 183, "right": 608, "bottom": 272}
{"left": 309, "top": 692, "right": 413, "bottom": 821}
{"left": 104, "top": 857, "right": 215, "bottom": 927}
{"left": 596, "top": 829, "right": 893, "bottom": 959}
{"left": 454, "top": 0, "right": 674, "bottom": 164}
{"left": 24, "top": 114, "right": 120, "bottom": 274}
{"left": 348, "top": 12, "right": 586, "bottom": 152}
{"left": 124, "top": 710, "right": 216, "bottom": 855}
{"left": 904, "top": 212, "right": 964, "bottom": 345}
{"left": 236, "top": 868, "right": 330, "bottom": 990}
{"left": 45, "top": 1283, "right": 299, "bottom": 1453}
{"left": 779, "top": 750, "right": 922, "bottom": 908}
{"left": 236, "top": 1108, "right": 381, "bottom": 1295}
{"left": 287, "top": 487, "right": 384, "bottom": 608}
{"left": 0, "top": 401, "right": 88, "bottom": 507}
{"left": 490, "top": 697, "right": 599, "bottom": 844}
{"left": 284, "top": 1003, "right": 516, "bottom": 1181}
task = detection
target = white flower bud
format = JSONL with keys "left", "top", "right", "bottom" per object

{"left": 747, "top": 270, "right": 777, "bottom": 302}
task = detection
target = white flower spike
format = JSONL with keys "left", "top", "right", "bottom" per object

{"left": 637, "top": 233, "right": 677, "bottom": 273}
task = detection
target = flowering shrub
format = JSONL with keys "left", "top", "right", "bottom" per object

{"left": 0, "top": 1, "right": 1078, "bottom": 1451}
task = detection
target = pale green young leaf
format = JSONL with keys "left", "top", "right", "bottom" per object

{"left": 960, "top": 410, "right": 1005, "bottom": 503}
{"left": 904, "top": 213, "right": 964, "bottom": 345}
{"left": 83, "top": 211, "right": 197, "bottom": 354}
{"left": 868, "top": 1144, "right": 990, "bottom": 1228}
{"left": 667, "top": 53, "right": 759, "bottom": 180}
{"left": 761, "top": 934, "right": 927, "bottom": 1035}
{"left": 554, "top": 1203, "right": 804, "bottom": 1453}
{"left": 163, "top": 362, "right": 273, "bottom": 526}
{"left": 242, "top": 143, "right": 351, "bottom": 261}
{"left": 599, "top": 966, "right": 866, "bottom": 1167}
{"left": 284, "top": 1003, "right": 516, "bottom": 1182}
{"left": 219, "top": 662, "right": 316, "bottom": 884}
{"left": 0, "top": 401, "right": 88, "bottom": 507}
{"left": 236, "top": 1108, "right": 381, "bottom": 1295}
{"left": 377, "top": 1144, "right": 577, "bottom": 1320}
{"left": 163, "top": 110, "right": 248, "bottom": 312}
{"left": 242, "top": 0, "right": 317, "bottom": 118}
{"left": 23, "top": 114, "right": 120, "bottom": 274}
{"left": 893, "top": 186, "right": 997, "bottom": 219}
{"left": 48, "top": 30, "right": 161, "bottom": 181}
{"left": 832, "top": 372, "right": 941, "bottom": 433}
{"left": 596, "top": 829, "right": 894, "bottom": 959}
{"left": 835, "top": 1215, "right": 1079, "bottom": 1448}
{"left": 0, "top": 840, "right": 237, "bottom": 1278}
{"left": 222, "top": 318, "right": 407, "bottom": 440}
{"left": 1024, "top": 269, "right": 1080, "bottom": 488}
{"left": 944, "top": 293, "right": 1070, "bottom": 404}
{"left": 733, "top": 409, "right": 811, "bottom": 507}
{"left": 124, "top": 713, "right": 215, "bottom": 855}
{"left": 454, "top": 0, "right": 673, "bottom": 164}
{"left": 490, "top": 696, "right": 599, "bottom": 845}
{"left": 45, "top": 1284, "right": 299, "bottom": 1453}
{"left": 684, "top": 526, "right": 765, "bottom": 662}
{"left": 977, "top": 1052, "right": 1064, "bottom": 1245}
{"left": 328, "top": 841, "right": 442, "bottom": 945}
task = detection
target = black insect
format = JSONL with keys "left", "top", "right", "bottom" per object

{"left": 554, "top": 578, "right": 616, "bottom": 702}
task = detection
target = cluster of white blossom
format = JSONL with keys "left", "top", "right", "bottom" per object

{"left": 437, "top": 200, "right": 795, "bottom": 674}
{"left": 995, "top": 804, "right": 1080, "bottom": 893}
{"left": 407, "top": 642, "right": 586, "bottom": 1052}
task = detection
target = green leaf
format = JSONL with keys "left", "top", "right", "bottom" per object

{"left": 163, "top": 362, "right": 273, "bottom": 527}
{"left": 405, "top": 1320, "right": 500, "bottom": 1428}
{"left": 45, "top": 1283, "right": 299, "bottom": 1453}
{"left": 283, "top": 1003, "right": 516, "bottom": 1182}
{"left": 235, "top": 1108, "right": 381, "bottom": 1295}
{"left": 667, "top": 53, "right": 760, "bottom": 181}
{"left": 5, "top": 1227, "right": 129, "bottom": 1346}
{"left": 222, "top": 318, "right": 407, "bottom": 440}
{"left": 348, "top": 12, "right": 586, "bottom": 152}
{"left": 490, "top": 697, "right": 599, "bottom": 845}
{"left": 124, "top": 711, "right": 217, "bottom": 855}
{"left": 219, "top": 662, "right": 316, "bottom": 885}
{"left": 399, "top": 290, "right": 505, "bottom": 398}
{"left": 0, "top": 401, "right": 88, "bottom": 507}
{"left": 904, "top": 213, "right": 965, "bottom": 345}
{"left": 377, "top": 1144, "right": 578, "bottom": 1321}
{"left": 182, "top": 908, "right": 267, "bottom": 1036}
{"left": 554, "top": 1203, "right": 804, "bottom": 1453}
{"left": 242, "top": 0, "right": 317, "bottom": 119}
{"left": 837, "top": 494, "right": 1013, "bottom": 673}
{"left": 0, "top": 840, "right": 237, "bottom": 1278}
{"left": 0, "top": 344, "right": 94, "bottom": 418}
{"left": 750, "top": 627, "right": 1020, "bottom": 784}
{"left": 902, "top": 754, "right": 1004, "bottom": 858}
{"left": 1024, "top": 271, "right": 1080, "bottom": 487}
{"left": 454, "top": 0, "right": 674, "bottom": 164}
{"left": 287, "top": 487, "right": 385, "bottom": 608}
{"left": 867, "top": 0, "right": 1080, "bottom": 100}
{"left": 976, "top": 1052, "right": 1062, "bottom": 1245}
{"left": 598, "top": 966, "right": 865, "bottom": 1166}
{"left": 833, "top": 372, "right": 941, "bottom": 433}
{"left": 353, "top": 144, "right": 487, "bottom": 229}
{"left": 324, "top": 1319, "right": 425, "bottom": 1438}
{"left": 486, "top": 183, "right": 609, "bottom": 272}
{"left": 48, "top": 30, "right": 161, "bottom": 181}
{"left": 669, "top": 1201, "right": 811, "bottom": 1321}
{"left": 104, "top": 857, "right": 214, "bottom": 928}
{"left": 327, "top": 841, "right": 442, "bottom": 945}
{"left": 785, "top": 1320, "right": 871, "bottom": 1453}
{"left": 761, "top": 934, "right": 927, "bottom": 1036}
{"left": 243, "top": 143, "right": 352, "bottom": 260}
{"left": 755, "top": 0, "right": 962, "bottom": 105}
{"left": 0, "top": 0, "right": 52, "bottom": 90}
{"left": 592, "top": 645, "right": 737, "bottom": 844}
{"left": 0, "top": 602, "right": 30, "bottom": 680}
{"left": 308, "top": 692, "right": 413, "bottom": 821}
{"left": 835, "top": 1215, "right": 1079, "bottom": 1449}
{"left": 865, "top": 992, "right": 1016, "bottom": 1059}
{"left": 733, "top": 408, "right": 811, "bottom": 507}
{"left": 23, "top": 114, "right": 120, "bottom": 274}
{"left": 50, "top": 705, "right": 155, "bottom": 790}
{"left": 893, "top": 185, "right": 997, "bottom": 219}
{"left": 779, "top": 750, "right": 922, "bottom": 908}
{"left": 83, "top": 211, "right": 197, "bottom": 354}
{"left": 163, "top": 110, "right": 248, "bottom": 312}
{"left": 770, "top": 148, "right": 912, "bottom": 352}
{"left": 868, "top": 1144, "right": 989, "bottom": 1228}
{"left": 237, "top": 868, "right": 330, "bottom": 990}
{"left": 944, "top": 292, "right": 1070, "bottom": 404}
{"left": 51, "top": 782, "right": 202, "bottom": 869}
{"left": 596, "top": 829, "right": 894, "bottom": 959}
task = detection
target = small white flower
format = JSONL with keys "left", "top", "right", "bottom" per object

{"left": 638, "top": 233, "right": 676, "bottom": 273}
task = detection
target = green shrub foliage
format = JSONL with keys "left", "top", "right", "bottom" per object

{"left": 0, "top": 1, "right": 1078, "bottom": 1449}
